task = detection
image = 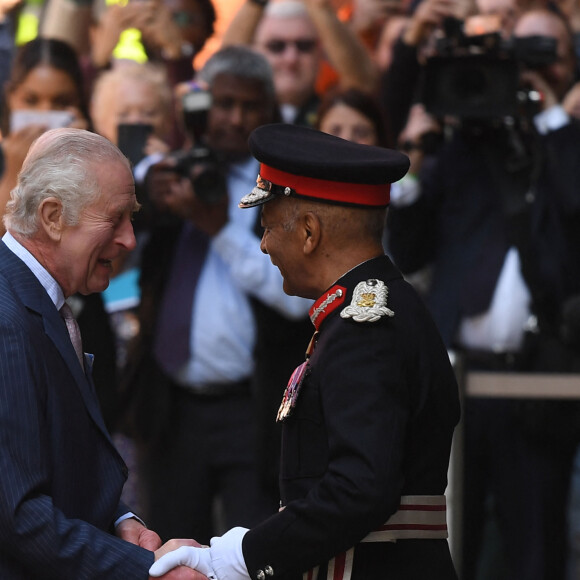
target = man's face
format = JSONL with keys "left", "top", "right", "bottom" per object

{"left": 92, "top": 78, "right": 169, "bottom": 144}
{"left": 56, "top": 160, "right": 138, "bottom": 297}
{"left": 513, "top": 11, "right": 575, "bottom": 101}
{"left": 254, "top": 15, "right": 321, "bottom": 107}
{"left": 260, "top": 198, "right": 307, "bottom": 297}
{"left": 206, "top": 73, "right": 274, "bottom": 160}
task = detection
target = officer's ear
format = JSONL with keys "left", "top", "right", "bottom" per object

{"left": 302, "top": 211, "right": 321, "bottom": 255}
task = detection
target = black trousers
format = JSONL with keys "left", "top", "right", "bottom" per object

{"left": 141, "top": 382, "right": 278, "bottom": 544}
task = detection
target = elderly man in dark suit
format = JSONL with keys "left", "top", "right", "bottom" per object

{"left": 0, "top": 127, "right": 202, "bottom": 579}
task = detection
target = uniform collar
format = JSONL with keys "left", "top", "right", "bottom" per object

{"left": 309, "top": 285, "right": 347, "bottom": 330}
{"left": 309, "top": 256, "right": 397, "bottom": 330}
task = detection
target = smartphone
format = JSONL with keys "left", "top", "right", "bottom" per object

{"left": 10, "top": 110, "right": 74, "bottom": 133}
{"left": 182, "top": 89, "right": 212, "bottom": 143}
{"left": 117, "top": 123, "right": 154, "bottom": 167}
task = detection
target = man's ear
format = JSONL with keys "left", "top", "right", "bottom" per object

{"left": 302, "top": 211, "right": 321, "bottom": 255}
{"left": 39, "top": 197, "right": 65, "bottom": 241}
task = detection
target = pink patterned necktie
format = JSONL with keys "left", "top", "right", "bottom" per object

{"left": 60, "top": 302, "right": 84, "bottom": 369}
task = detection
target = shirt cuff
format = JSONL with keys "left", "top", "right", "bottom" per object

{"left": 533, "top": 105, "right": 570, "bottom": 134}
{"left": 115, "top": 512, "right": 147, "bottom": 528}
{"left": 390, "top": 174, "right": 421, "bottom": 207}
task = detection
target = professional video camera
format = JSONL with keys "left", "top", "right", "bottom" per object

{"left": 420, "top": 17, "right": 558, "bottom": 120}
{"left": 162, "top": 86, "right": 228, "bottom": 204}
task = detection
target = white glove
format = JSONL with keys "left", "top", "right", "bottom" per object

{"left": 149, "top": 546, "right": 217, "bottom": 578}
{"left": 209, "top": 527, "right": 251, "bottom": 580}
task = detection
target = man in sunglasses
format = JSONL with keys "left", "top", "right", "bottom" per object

{"left": 254, "top": 0, "right": 323, "bottom": 126}
{"left": 222, "top": 0, "right": 378, "bottom": 128}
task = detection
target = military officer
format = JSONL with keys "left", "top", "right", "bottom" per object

{"left": 150, "top": 123, "right": 461, "bottom": 580}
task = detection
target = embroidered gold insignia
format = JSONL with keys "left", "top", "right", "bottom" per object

{"left": 239, "top": 175, "right": 272, "bottom": 208}
{"left": 340, "top": 279, "right": 394, "bottom": 322}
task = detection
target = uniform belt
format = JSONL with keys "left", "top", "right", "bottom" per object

{"left": 362, "top": 494, "right": 448, "bottom": 541}
{"left": 303, "top": 495, "right": 447, "bottom": 580}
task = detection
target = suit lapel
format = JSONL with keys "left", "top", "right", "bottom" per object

{"left": 43, "top": 305, "right": 111, "bottom": 437}
{"left": 0, "top": 243, "right": 112, "bottom": 442}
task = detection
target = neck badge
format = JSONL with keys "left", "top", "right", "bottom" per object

{"left": 341, "top": 279, "right": 394, "bottom": 322}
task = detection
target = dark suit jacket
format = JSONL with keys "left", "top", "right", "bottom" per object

{"left": 242, "top": 256, "right": 460, "bottom": 579}
{"left": 0, "top": 242, "right": 153, "bottom": 579}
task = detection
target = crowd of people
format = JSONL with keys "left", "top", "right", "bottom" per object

{"left": 0, "top": 0, "right": 579, "bottom": 578}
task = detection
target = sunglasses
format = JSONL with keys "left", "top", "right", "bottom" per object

{"left": 263, "top": 39, "right": 318, "bottom": 54}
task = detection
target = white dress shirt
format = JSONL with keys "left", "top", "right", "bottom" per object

{"left": 175, "top": 157, "right": 311, "bottom": 387}
{"left": 391, "top": 105, "right": 571, "bottom": 353}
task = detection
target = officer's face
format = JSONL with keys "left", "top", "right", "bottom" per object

{"left": 260, "top": 198, "right": 306, "bottom": 297}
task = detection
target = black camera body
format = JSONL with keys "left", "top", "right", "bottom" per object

{"left": 163, "top": 85, "right": 228, "bottom": 204}
{"left": 166, "top": 145, "right": 228, "bottom": 205}
{"left": 421, "top": 18, "right": 558, "bottom": 120}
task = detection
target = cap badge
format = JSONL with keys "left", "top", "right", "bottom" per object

{"left": 340, "top": 279, "right": 394, "bottom": 322}
{"left": 239, "top": 175, "right": 272, "bottom": 208}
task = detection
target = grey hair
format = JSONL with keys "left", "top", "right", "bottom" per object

{"left": 91, "top": 61, "right": 173, "bottom": 120}
{"left": 198, "top": 45, "right": 276, "bottom": 105}
{"left": 4, "top": 128, "right": 131, "bottom": 237}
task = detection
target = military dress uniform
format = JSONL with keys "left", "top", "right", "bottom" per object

{"left": 237, "top": 125, "right": 461, "bottom": 579}
{"left": 241, "top": 254, "right": 460, "bottom": 580}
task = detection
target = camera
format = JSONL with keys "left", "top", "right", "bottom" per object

{"left": 420, "top": 17, "right": 558, "bottom": 120}
{"left": 162, "top": 85, "right": 228, "bottom": 204}
{"left": 164, "top": 146, "right": 228, "bottom": 204}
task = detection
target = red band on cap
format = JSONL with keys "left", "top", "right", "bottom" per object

{"left": 260, "top": 164, "right": 391, "bottom": 206}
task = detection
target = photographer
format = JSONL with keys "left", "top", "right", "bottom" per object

{"left": 388, "top": 7, "right": 580, "bottom": 580}
{"left": 122, "top": 45, "right": 312, "bottom": 545}
{"left": 380, "top": 0, "right": 522, "bottom": 142}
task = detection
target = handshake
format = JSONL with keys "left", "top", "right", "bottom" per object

{"left": 151, "top": 527, "right": 249, "bottom": 580}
